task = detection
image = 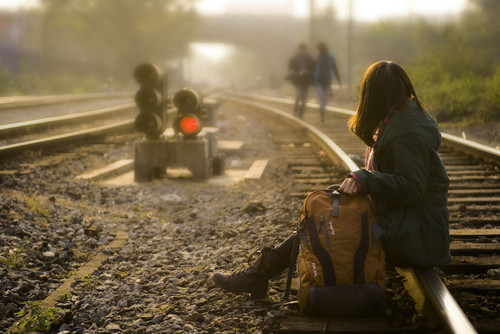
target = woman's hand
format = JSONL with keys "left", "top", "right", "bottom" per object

{"left": 340, "top": 177, "right": 359, "bottom": 195}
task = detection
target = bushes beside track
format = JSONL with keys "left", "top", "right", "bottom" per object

{"left": 409, "top": 47, "right": 500, "bottom": 123}
{"left": 0, "top": 70, "right": 121, "bottom": 95}
{"left": 410, "top": 65, "right": 500, "bottom": 123}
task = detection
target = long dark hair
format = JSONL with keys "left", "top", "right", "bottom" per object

{"left": 348, "top": 61, "right": 425, "bottom": 147}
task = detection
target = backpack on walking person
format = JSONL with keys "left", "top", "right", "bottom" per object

{"left": 286, "top": 185, "right": 386, "bottom": 318}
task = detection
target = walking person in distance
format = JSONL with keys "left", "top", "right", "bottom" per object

{"left": 314, "top": 42, "right": 341, "bottom": 122}
{"left": 287, "top": 43, "right": 315, "bottom": 119}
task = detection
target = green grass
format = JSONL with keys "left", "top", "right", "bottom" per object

{"left": 59, "top": 293, "right": 71, "bottom": 303}
{"left": 22, "top": 195, "right": 50, "bottom": 218}
{"left": 0, "top": 248, "right": 25, "bottom": 270}
{"left": 0, "top": 69, "right": 112, "bottom": 96}
{"left": 76, "top": 274, "right": 99, "bottom": 291}
{"left": 408, "top": 46, "right": 500, "bottom": 122}
{"left": 12, "top": 301, "right": 66, "bottom": 333}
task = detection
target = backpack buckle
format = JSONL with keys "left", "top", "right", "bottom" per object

{"left": 326, "top": 190, "right": 341, "bottom": 217}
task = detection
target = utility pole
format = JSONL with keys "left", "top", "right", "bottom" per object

{"left": 310, "top": 0, "right": 315, "bottom": 46}
{"left": 347, "top": 0, "right": 353, "bottom": 95}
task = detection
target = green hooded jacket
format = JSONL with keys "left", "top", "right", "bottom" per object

{"left": 352, "top": 99, "right": 451, "bottom": 267}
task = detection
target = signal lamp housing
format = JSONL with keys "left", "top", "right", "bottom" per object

{"left": 133, "top": 63, "right": 167, "bottom": 139}
{"left": 173, "top": 88, "right": 201, "bottom": 113}
{"left": 135, "top": 87, "right": 163, "bottom": 110}
{"left": 173, "top": 88, "right": 206, "bottom": 138}
{"left": 134, "top": 112, "right": 163, "bottom": 138}
{"left": 134, "top": 63, "right": 163, "bottom": 86}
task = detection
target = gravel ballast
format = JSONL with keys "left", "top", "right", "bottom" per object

{"left": 1, "top": 101, "right": 417, "bottom": 333}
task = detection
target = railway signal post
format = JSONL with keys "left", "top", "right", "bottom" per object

{"left": 133, "top": 63, "right": 168, "bottom": 139}
{"left": 133, "top": 65, "right": 221, "bottom": 182}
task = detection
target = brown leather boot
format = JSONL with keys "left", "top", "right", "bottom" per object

{"left": 212, "top": 247, "right": 288, "bottom": 299}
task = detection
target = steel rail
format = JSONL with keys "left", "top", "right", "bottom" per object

{"left": 228, "top": 91, "right": 356, "bottom": 116}
{"left": 226, "top": 92, "right": 478, "bottom": 334}
{"left": 0, "top": 120, "right": 134, "bottom": 157}
{"left": 0, "top": 108, "right": 180, "bottom": 157}
{"left": 0, "top": 92, "right": 133, "bottom": 109}
{"left": 441, "top": 133, "right": 500, "bottom": 164}
{"left": 230, "top": 92, "right": 500, "bottom": 165}
{"left": 0, "top": 87, "right": 224, "bottom": 157}
{"left": 0, "top": 86, "right": 194, "bottom": 110}
{"left": 0, "top": 103, "right": 136, "bottom": 138}
{"left": 414, "top": 268, "right": 477, "bottom": 334}
{"left": 223, "top": 95, "right": 359, "bottom": 172}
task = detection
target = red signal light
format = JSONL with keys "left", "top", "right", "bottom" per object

{"left": 173, "top": 113, "right": 201, "bottom": 138}
{"left": 180, "top": 115, "right": 200, "bottom": 135}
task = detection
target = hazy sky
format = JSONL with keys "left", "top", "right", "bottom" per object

{"left": 0, "top": 0, "right": 471, "bottom": 86}
{"left": 0, "top": 0, "right": 37, "bottom": 10}
{"left": 1, "top": 0, "right": 468, "bottom": 21}
{"left": 196, "top": 0, "right": 468, "bottom": 21}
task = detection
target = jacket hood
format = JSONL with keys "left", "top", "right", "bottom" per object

{"left": 377, "top": 99, "right": 441, "bottom": 151}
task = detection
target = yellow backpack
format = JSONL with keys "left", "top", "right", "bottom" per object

{"left": 295, "top": 185, "right": 386, "bottom": 317}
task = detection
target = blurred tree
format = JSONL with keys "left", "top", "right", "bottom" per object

{"left": 460, "top": 0, "right": 500, "bottom": 62}
{"left": 37, "top": 0, "right": 198, "bottom": 83}
{"left": 354, "top": 21, "right": 417, "bottom": 67}
{"left": 407, "top": 0, "right": 500, "bottom": 121}
{"left": 348, "top": 0, "right": 500, "bottom": 122}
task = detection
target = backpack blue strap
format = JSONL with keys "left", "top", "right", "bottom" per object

{"left": 306, "top": 215, "right": 336, "bottom": 286}
{"left": 353, "top": 212, "right": 369, "bottom": 284}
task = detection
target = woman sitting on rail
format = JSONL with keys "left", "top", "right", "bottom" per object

{"left": 212, "top": 61, "right": 451, "bottom": 299}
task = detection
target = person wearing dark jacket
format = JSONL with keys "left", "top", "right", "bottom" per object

{"left": 340, "top": 61, "right": 450, "bottom": 268}
{"left": 314, "top": 42, "right": 341, "bottom": 122}
{"left": 212, "top": 61, "right": 450, "bottom": 299}
{"left": 288, "top": 43, "right": 315, "bottom": 118}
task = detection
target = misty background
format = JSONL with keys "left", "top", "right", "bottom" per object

{"left": 0, "top": 0, "right": 499, "bottom": 123}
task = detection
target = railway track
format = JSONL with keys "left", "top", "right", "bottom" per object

{"left": 0, "top": 93, "right": 138, "bottom": 158}
{"left": 0, "top": 88, "right": 220, "bottom": 157}
{"left": 1, "top": 91, "right": 498, "bottom": 333}
{"left": 224, "top": 92, "right": 500, "bottom": 333}
{"left": 0, "top": 100, "right": 170, "bottom": 158}
{"left": 0, "top": 92, "right": 132, "bottom": 110}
